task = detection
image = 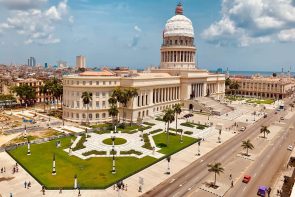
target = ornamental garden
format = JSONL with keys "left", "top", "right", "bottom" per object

{"left": 8, "top": 120, "right": 205, "bottom": 189}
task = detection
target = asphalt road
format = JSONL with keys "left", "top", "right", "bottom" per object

{"left": 142, "top": 99, "right": 293, "bottom": 197}
{"left": 226, "top": 110, "right": 295, "bottom": 197}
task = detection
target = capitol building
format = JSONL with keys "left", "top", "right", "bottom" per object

{"left": 63, "top": 3, "right": 226, "bottom": 124}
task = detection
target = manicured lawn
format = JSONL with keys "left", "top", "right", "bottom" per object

{"left": 246, "top": 99, "right": 274, "bottom": 104}
{"left": 8, "top": 137, "right": 156, "bottom": 189}
{"left": 153, "top": 133, "right": 198, "bottom": 155}
{"left": 102, "top": 138, "right": 127, "bottom": 145}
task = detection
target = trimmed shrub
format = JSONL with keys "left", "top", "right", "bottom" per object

{"left": 184, "top": 131, "right": 193, "bottom": 135}
{"left": 82, "top": 150, "right": 107, "bottom": 156}
{"left": 120, "top": 150, "right": 142, "bottom": 155}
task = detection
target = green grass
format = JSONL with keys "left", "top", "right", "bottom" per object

{"left": 102, "top": 138, "right": 127, "bottom": 145}
{"left": 153, "top": 133, "right": 198, "bottom": 155}
{"left": 246, "top": 99, "right": 274, "bottom": 105}
{"left": 8, "top": 137, "right": 157, "bottom": 189}
{"left": 142, "top": 134, "right": 153, "bottom": 150}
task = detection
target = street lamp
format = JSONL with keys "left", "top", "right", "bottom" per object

{"left": 24, "top": 124, "right": 27, "bottom": 139}
{"left": 111, "top": 136, "right": 116, "bottom": 149}
{"left": 112, "top": 149, "right": 116, "bottom": 174}
{"left": 27, "top": 139, "right": 31, "bottom": 155}
{"left": 197, "top": 140, "right": 201, "bottom": 156}
{"left": 74, "top": 174, "right": 77, "bottom": 189}
{"left": 52, "top": 153, "right": 56, "bottom": 175}
{"left": 166, "top": 156, "right": 171, "bottom": 175}
{"left": 218, "top": 129, "right": 222, "bottom": 143}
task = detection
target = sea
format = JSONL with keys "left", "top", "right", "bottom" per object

{"left": 210, "top": 70, "right": 295, "bottom": 77}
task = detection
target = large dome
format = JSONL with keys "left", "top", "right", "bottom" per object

{"left": 164, "top": 15, "right": 194, "bottom": 38}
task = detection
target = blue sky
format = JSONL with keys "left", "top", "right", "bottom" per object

{"left": 0, "top": 0, "right": 295, "bottom": 72}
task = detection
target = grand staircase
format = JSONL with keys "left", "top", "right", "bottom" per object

{"left": 195, "top": 97, "right": 233, "bottom": 115}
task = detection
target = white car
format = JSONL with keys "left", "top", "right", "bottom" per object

{"left": 287, "top": 145, "right": 293, "bottom": 151}
{"left": 240, "top": 127, "right": 246, "bottom": 131}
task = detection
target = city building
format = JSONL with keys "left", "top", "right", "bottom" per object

{"left": 227, "top": 76, "right": 295, "bottom": 99}
{"left": 27, "top": 57, "right": 36, "bottom": 67}
{"left": 76, "top": 55, "right": 86, "bottom": 69}
{"left": 63, "top": 3, "right": 226, "bottom": 124}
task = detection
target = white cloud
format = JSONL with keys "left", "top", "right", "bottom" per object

{"left": 202, "top": 0, "right": 295, "bottom": 46}
{"left": 0, "top": 0, "right": 72, "bottom": 45}
{"left": 278, "top": 28, "right": 295, "bottom": 42}
{"left": 0, "top": 0, "right": 47, "bottom": 10}
{"left": 134, "top": 25, "right": 142, "bottom": 32}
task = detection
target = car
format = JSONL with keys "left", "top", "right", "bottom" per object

{"left": 263, "top": 114, "right": 267, "bottom": 118}
{"left": 280, "top": 117, "right": 284, "bottom": 120}
{"left": 257, "top": 186, "right": 268, "bottom": 197}
{"left": 275, "top": 111, "right": 278, "bottom": 114}
{"left": 242, "top": 175, "right": 251, "bottom": 183}
{"left": 240, "top": 127, "right": 246, "bottom": 131}
{"left": 288, "top": 145, "right": 293, "bottom": 151}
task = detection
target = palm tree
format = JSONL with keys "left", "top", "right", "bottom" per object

{"left": 125, "top": 87, "right": 138, "bottom": 125}
{"left": 108, "top": 105, "right": 119, "bottom": 128}
{"left": 289, "top": 103, "right": 294, "bottom": 111}
{"left": 81, "top": 91, "right": 93, "bottom": 125}
{"left": 173, "top": 103, "right": 182, "bottom": 135}
{"left": 163, "top": 108, "right": 175, "bottom": 146}
{"left": 260, "top": 125, "right": 270, "bottom": 138}
{"left": 241, "top": 139, "right": 254, "bottom": 156}
{"left": 207, "top": 162, "right": 224, "bottom": 186}
{"left": 229, "top": 81, "right": 240, "bottom": 97}
{"left": 225, "top": 78, "right": 231, "bottom": 90}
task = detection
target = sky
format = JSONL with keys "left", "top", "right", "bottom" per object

{"left": 0, "top": 0, "right": 295, "bottom": 72}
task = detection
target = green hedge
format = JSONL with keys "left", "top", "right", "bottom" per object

{"left": 120, "top": 150, "right": 142, "bottom": 155}
{"left": 180, "top": 122, "right": 194, "bottom": 128}
{"left": 184, "top": 131, "right": 193, "bottom": 135}
{"left": 82, "top": 150, "right": 107, "bottom": 156}
{"left": 150, "top": 129, "right": 162, "bottom": 134}
{"left": 142, "top": 134, "right": 153, "bottom": 150}
{"left": 143, "top": 122, "right": 156, "bottom": 126}
{"left": 72, "top": 134, "right": 86, "bottom": 151}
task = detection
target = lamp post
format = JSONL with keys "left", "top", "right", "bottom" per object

{"left": 218, "top": 129, "right": 222, "bottom": 143}
{"left": 197, "top": 140, "right": 201, "bottom": 156}
{"left": 52, "top": 153, "right": 56, "bottom": 175}
{"left": 27, "top": 140, "right": 31, "bottom": 155}
{"left": 180, "top": 130, "right": 183, "bottom": 143}
{"left": 166, "top": 156, "right": 171, "bottom": 175}
{"left": 48, "top": 117, "right": 51, "bottom": 128}
{"left": 111, "top": 136, "right": 116, "bottom": 149}
{"left": 85, "top": 128, "right": 88, "bottom": 138}
{"left": 24, "top": 124, "right": 27, "bottom": 139}
{"left": 74, "top": 174, "right": 77, "bottom": 189}
{"left": 112, "top": 149, "right": 116, "bottom": 174}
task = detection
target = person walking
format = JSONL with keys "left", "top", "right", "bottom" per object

{"left": 24, "top": 181, "right": 27, "bottom": 188}
{"left": 78, "top": 188, "right": 81, "bottom": 196}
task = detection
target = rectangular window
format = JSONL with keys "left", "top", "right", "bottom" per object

{"left": 103, "top": 81, "right": 106, "bottom": 85}
{"left": 89, "top": 81, "right": 92, "bottom": 85}
{"left": 76, "top": 114, "right": 79, "bottom": 119}
{"left": 96, "top": 92, "right": 100, "bottom": 97}
{"left": 76, "top": 101, "right": 80, "bottom": 108}
{"left": 83, "top": 81, "right": 86, "bottom": 85}
{"left": 109, "top": 81, "right": 111, "bottom": 85}
{"left": 102, "top": 92, "right": 106, "bottom": 97}
{"left": 96, "top": 81, "right": 99, "bottom": 85}
{"left": 76, "top": 92, "right": 79, "bottom": 97}
{"left": 76, "top": 81, "right": 79, "bottom": 85}
{"left": 96, "top": 101, "right": 99, "bottom": 108}
{"left": 102, "top": 101, "right": 106, "bottom": 108}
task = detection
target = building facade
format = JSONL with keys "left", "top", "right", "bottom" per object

{"left": 228, "top": 76, "right": 295, "bottom": 99}
{"left": 62, "top": 3, "right": 226, "bottom": 124}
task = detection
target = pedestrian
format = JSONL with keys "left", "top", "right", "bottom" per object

{"left": 4, "top": 167, "right": 6, "bottom": 172}
{"left": 28, "top": 181, "right": 31, "bottom": 188}
{"left": 231, "top": 180, "right": 234, "bottom": 187}
{"left": 10, "top": 193, "right": 13, "bottom": 197}
{"left": 125, "top": 184, "right": 128, "bottom": 191}
{"left": 78, "top": 188, "right": 81, "bottom": 196}
{"left": 229, "top": 174, "right": 232, "bottom": 180}
{"left": 24, "top": 181, "right": 27, "bottom": 188}
{"left": 59, "top": 188, "right": 62, "bottom": 194}
{"left": 277, "top": 189, "right": 279, "bottom": 196}
{"left": 139, "top": 185, "right": 142, "bottom": 192}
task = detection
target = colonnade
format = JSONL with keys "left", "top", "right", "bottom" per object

{"left": 152, "top": 87, "right": 180, "bottom": 104}
{"left": 161, "top": 51, "right": 195, "bottom": 63}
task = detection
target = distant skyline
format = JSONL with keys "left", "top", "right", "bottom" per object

{"left": 0, "top": 0, "right": 295, "bottom": 72}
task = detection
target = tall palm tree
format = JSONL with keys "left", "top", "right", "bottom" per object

{"left": 289, "top": 103, "right": 294, "bottom": 111}
{"left": 230, "top": 81, "right": 240, "bottom": 97}
{"left": 163, "top": 108, "right": 175, "bottom": 146}
{"left": 81, "top": 91, "right": 93, "bottom": 125}
{"left": 241, "top": 139, "right": 254, "bottom": 156}
{"left": 173, "top": 103, "right": 182, "bottom": 135}
{"left": 125, "top": 87, "right": 138, "bottom": 125}
{"left": 207, "top": 162, "right": 224, "bottom": 186}
{"left": 260, "top": 125, "right": 270, "bottom": 138}
{"left": 108, "top": 105, "right": 119, "bottom": 128}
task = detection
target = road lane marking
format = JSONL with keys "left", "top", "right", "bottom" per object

{"left": 242, "top": 187, "right": 247, "bottom": 192}
{"left": 170, "top": 179, "right": 175, "bottom": 183}
{"left": 188, "top": 188, "right": 191, "bottom": 191}
{"left": 179, "top": 184, "right": 182, "bottom": 187}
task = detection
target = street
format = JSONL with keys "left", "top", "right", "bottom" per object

{"left": 143, "top": 99, "right": 295, "bottom": 197}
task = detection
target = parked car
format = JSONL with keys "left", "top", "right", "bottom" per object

{"left": 280, "top": 117, "right": 284, "bottom": 120}
{"left": 263, "top": 114, "right": 267, "bottom": 118}
{"left": 240, "top": 127, "right": 246, "bottom": 132}
{"left": 242, "top": 175, "right": 251, "bottom": 183}
{"left": 288, "top": 145, "right": 293, "bottom": 151}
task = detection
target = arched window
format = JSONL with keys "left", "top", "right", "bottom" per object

{"left": 102, "top": 113, "right": 106, "bottom": 118}
{"left": 96, "top": 113, "right": 99, "bottom": 119}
